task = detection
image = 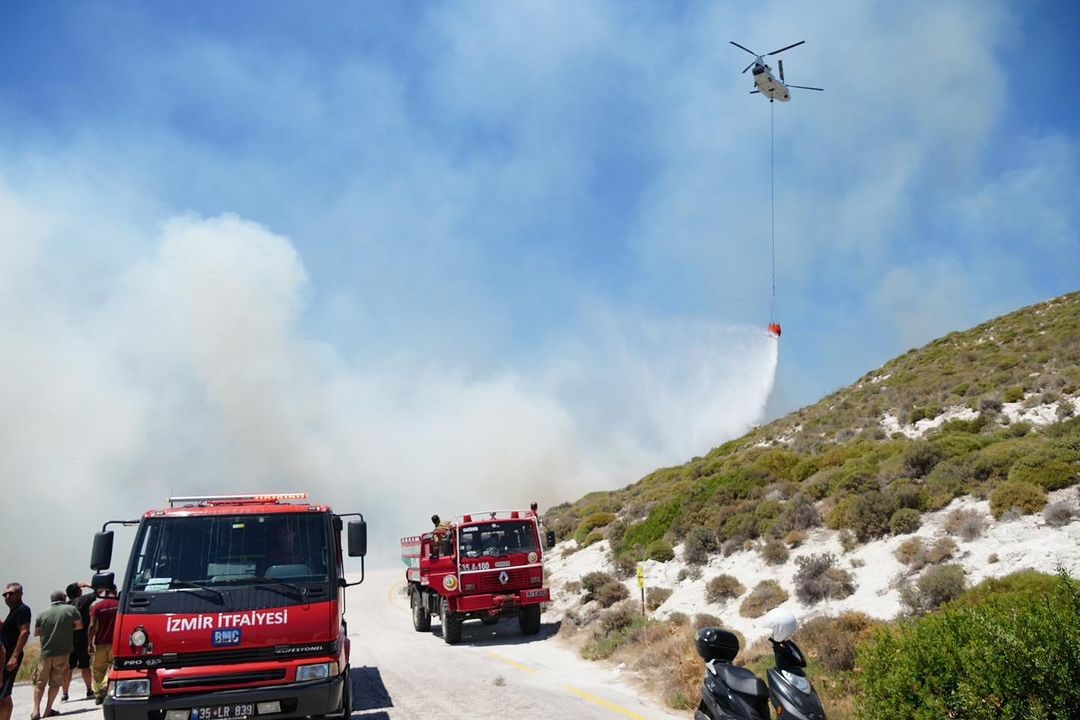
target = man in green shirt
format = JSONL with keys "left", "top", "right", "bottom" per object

{"left": 31, "top": 591, "right": 82, "bottom": 720}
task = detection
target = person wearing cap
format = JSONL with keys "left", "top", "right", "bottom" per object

{"left": 87, "top": 584, "right": 119, "bottom": 705}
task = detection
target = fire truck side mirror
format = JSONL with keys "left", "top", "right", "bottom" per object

{"left": 91, "top": 531, "right": 114, "bottom": 571}
{"left": 347, "top": 520, "right": 368, "bottom": 557}
{"left": 545, "top": 530, "right": 556, "bottom": 549}
{"left": 439, "top": 536, "right": 453, "bottom": 557}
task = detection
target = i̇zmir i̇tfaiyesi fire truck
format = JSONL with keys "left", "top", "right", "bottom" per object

{"left": 88, "top": 493, "right": 367, "bottom": 720}
{"left": 401, "top": 506, "right": 556, "bottom": 644}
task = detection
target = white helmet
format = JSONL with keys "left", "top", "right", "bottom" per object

{"left": 762, "top": 606, "right": 798, "bottom": 642}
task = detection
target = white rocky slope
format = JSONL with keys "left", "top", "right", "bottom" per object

{"left": 545, "top": 487, "right": 1080, "bottom": 645}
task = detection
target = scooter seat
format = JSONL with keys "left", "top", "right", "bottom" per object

{"left": 716, "top": 664, "right": 769, "bottom": 697}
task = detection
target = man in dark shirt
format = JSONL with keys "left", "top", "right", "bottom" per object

{"left": 62, "top": 584, "right": 94, "bottom": 701}
{"left": 1, "top": 583, "right": 31, "bottom": 720}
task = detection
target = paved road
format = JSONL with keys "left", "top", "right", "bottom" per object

{"left": 345, "top": 569, "right": 685, "bottom": 719}
{"left": 8, "top": 571, "right": 684, "bottom": 720}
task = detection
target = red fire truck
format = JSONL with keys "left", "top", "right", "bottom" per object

{"left": 88, "top": 493, "right": 367, "bottom": 720}
{"left": 401, "top": 507, "right": 555, "bottom": 644}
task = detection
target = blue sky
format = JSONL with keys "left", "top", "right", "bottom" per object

{"left": 1, "top": 1, "right": 1078, "bottom": 591}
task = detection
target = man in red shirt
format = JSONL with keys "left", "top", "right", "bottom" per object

{"left": 87, "top": 584, "right": 118, "bottom": 705}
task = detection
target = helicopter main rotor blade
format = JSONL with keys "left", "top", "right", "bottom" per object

{"left": 750, "top": 90, "right": 760, "bottom": 94}
{"left": 741, "top": 60, "right": 756, "bottom": 73}
{"left": 787, "top": 84, "right": 824, "bottom": 91}
{"left": 730, "top": 41, "right": 758, "bottom": 56}
{"left": 767, "top": 40, "right": 805, "bottom": 56}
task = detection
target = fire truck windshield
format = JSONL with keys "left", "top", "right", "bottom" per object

{"left": 129, "top": 513, "right": 330, "bottom": 593}
{"left": 459, "top": 520, "right": 538, "bottom": 558}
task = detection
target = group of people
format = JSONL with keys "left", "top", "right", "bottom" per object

{"left": 1, "top": 581, "right": 118, "bottom": 720}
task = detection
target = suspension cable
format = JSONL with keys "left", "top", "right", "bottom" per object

{"left": 770, "top": 100, "right": 776, "bottom": 325}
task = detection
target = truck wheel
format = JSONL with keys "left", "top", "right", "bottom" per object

{"left": 440, "top": 598, "right": 462, "bottom": 644}
{"left": 411, "top": 588, "right": 431, "bottom": 632}
{"left": 518, "top": 604, "right": 541, "bottom": 635}
{"left": 340, "top": 667, "right": 352, "bottom": 718}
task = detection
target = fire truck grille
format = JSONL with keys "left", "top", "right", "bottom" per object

{"left": 475, "top": 568, "right": 531, "bottom": 592}
{"left": 113, "top": 642, "right": 336, "bottom": 670}
{"left": 162, "top": 669, "right": 286, "bottom": 689}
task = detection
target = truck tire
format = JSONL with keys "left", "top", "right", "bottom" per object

{"left": 411, "top": 588, "right": 431, "bottom": 632}
{"left": 340, "top": 667, "right": 352, "bottom": 718}
{"left": 518, "top": 604, "right": 541, "bottom": 635}
{"left": 440, "top": 597, "right": 462, "bottom": 644}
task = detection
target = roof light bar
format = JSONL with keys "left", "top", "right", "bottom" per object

{"left": 167, "top": 493, "right": 308, "bottom": 507}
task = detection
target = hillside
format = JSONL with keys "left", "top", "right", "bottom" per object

{"left": 545, "top": 291, "right": 1080, "bottom": 566}
{"left": 541, "top": 291, "right": 1080, "bottom": 717}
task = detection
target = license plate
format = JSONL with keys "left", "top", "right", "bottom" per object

{"left": 191, "top": 704, "right": 253, "bottom": 720}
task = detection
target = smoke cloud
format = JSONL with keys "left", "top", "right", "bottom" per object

{"left": 0, "top": 203, "right": 777, "bottom": 607}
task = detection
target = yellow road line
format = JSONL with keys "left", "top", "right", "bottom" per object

{"left": 565, "top": 686, "right": 646, "bottom": 720}
{"left": 487, "top": 651, "right": 537, "bottom": 674}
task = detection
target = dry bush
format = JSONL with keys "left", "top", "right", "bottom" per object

{"left": 693, "top": 612, "right": 725, "bottom": 630}
{"left": 581, "top": 571, "right": 630, "bottom": 608}
{"left": 799, "top": 612, "right": 884, "bottom": 671}
{"left": 925, "top": 536, "right": 958, "bottom": 564}
{"left": 667, "top": 611, "right": 689, "bottom": 626}
{"left": 682, "top": 525, "right": 716, "bottom": 565}
{"left": 759, "top": 539, "right": 790, "bottom": 566}
{"left": 793, "top": 553, "right": 856, "bottom": 604}
{"left": 563, "top": 579, "right": 582, "bottom": 594}
{"left": 838, "top": 528, "right": 858, "bottom": 553}
{"left": 739, "top": 580, "right": 789, "bottom": 618}
{"left": 646, "top": 586, "right": 673, "bottom": 611}
{"left": 1044, "top": 501, "right": 1075, "bottom": 527}
{"left": 899, "top": 564, "right": 966, "bottom": 614}
{"left": 784, "top": 530, "right": 807, "bottom": 548}
{"left": 988, "top": 553, "right": 999, "bottom": 563}
{"left": 705, "top": 574, "right": 746, "bottom": 604}
{"left": 599, "top": 600, "right": 638, "bottom": 634}
{"left": 889, "top": 508, "right": 922, "bottom": 535}
{"left": 895, "top": 537, "right": 926, "bottom": 567}
{"left": 943, "top": 508, "right": 986, "bottom": 541}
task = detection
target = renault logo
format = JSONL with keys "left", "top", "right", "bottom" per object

{"left": 498, "top": 571, "right": 509, "bottom": 585}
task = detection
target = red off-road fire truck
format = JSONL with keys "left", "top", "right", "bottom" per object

{"left": 401, "top": 507, "right": 556, "bottom": 644}
{"left": 88, "top": 493, "right": 367, "bottom": 720}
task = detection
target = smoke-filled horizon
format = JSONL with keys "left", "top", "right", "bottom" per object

{"left": 1, "top": 211, "right": 778, "bottom": 608}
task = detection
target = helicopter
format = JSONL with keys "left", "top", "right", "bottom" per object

{"left": 730, "top": 40, "right": 823, "bottom": 102}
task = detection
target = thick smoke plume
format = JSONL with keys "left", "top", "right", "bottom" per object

{"left": 0, "top": 211, "right": 777, "bottom": 606}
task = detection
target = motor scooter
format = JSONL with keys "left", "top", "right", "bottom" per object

{"left": 693, "top": 608, "right": 827, "bottom": 720}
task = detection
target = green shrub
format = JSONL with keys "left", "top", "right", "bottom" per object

{"left": 574, "top": 512, "right": 616, "bottom": 544}
{"left": 623, "top": 500, "right": 682, "bottom": 551}
{"left": 720, "top": 512, "right": 757, "bottom": 541}
{"left": 581, "top": 571, "right": 630, "bottom": 608}
{"left": 989, "top": 480, "right": 1047, "bottom": 519}
{"left": 739, "top": 580, "right": 789, "bottom": 618}
{"left": 580, "top": 530, "right": 604, "bottom": 547}
{"left": 859, "top": 572, "right": 1080, "bottom": 719}
{"left": 889, "top": 508, "right": 922, "bottom": 535}
{"left": 645, "top": 539, "right": 675, "bottom": 562}
{"left": 902, "top": 441, "right": 945, "bottom": 478}
{"left": 705, "top": 574, "right": 746, "bottom": 604}
{"left": 1007, "top": 448, "right": 1078, "bottom": 491}
{"left": 1003, "top": 385, "right": 1025, "bottom": 403}
{"left": 793, "top": 553, "right": 855, "bottom": 604}
{"left": 682, "top": 526, "right": 716, "bottom": 565}
{"left": 845, "top": 491, "right": 897, "bottom": 542}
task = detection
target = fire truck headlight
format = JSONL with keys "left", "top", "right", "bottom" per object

{"left": 113, "top": 679, "right": 151, "bottom": 698}
{"left": 129, "top": 627, "right": 148, "bottom": 648}
{"left": 297, "top": 662, "right": 338, "bottom": 681}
